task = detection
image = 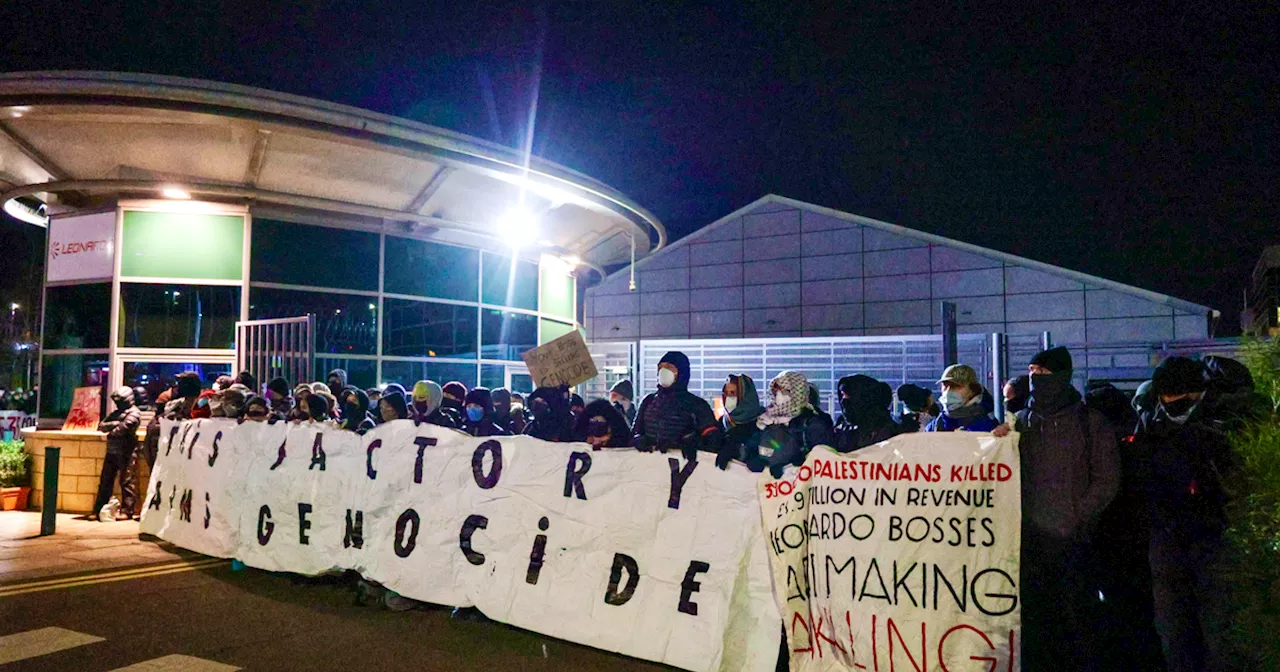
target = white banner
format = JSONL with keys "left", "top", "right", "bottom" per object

{"left": 46, "top": 211, "right": 115, "bottom": 282}
{"left": 141, "top": 419, "right": 781, "bottom": 672}
{"left": 760, "top": 433, "right": 1021, "bottom": 672}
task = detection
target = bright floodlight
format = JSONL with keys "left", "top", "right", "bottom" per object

{"left": 160, "top": 186, "right": 191, "bottom": 199}
{"left": 562, "top": 255, "right": 582, "bottom": 267}
{"left": 496, "top": 208, "right": 539, "bottom": 248}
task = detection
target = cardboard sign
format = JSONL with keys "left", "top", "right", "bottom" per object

{"left": 520, "top": 330, "right": 598, "bottom": 388}
{"left": 760, "top": 433, "right": 1022, "bottom": 671}
{"left": 47, "top": 211, "right": 116, "bottom": 282}
{"left": 62, "top": 387, "right": 102, "bottom": 431}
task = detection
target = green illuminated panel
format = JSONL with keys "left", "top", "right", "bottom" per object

{"left": 539, "top": 318, "right": 576, "bottom": 345}
{"left": 121, "top": 211, "right": 244, "bottom": 280}
{"left": 539, "top": 265, "right": 575, "bottom": 321}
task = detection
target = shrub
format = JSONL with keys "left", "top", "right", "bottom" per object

{"left": 0, "top": 438, "right": 29, "bottom": 488}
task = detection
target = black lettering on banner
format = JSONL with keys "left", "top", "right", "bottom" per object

{"left": 178, "top": 489, "right": 193, "bottom": 522}
{"left": 459, "top": 514, "right": 489, "bottom": 565}
{"left": 185, "top": 431, "right": 200, "bottom": 460}
{"left": 471, "top": 440, "right": 502, "bottom": 489}
{"left": 166, "top": 426, "right": 180, "bottom": 455}
{"left": 168, "top": 484, "right": 177, "bottom": 510}
{"left": 604, "top": 553, "right": 640, "bottom": 606}
{"left": 309, "top": 433, "right": 326, "bottom": 471}
{"left": 395, "top": 509, "right": 420, "bottom": 558}
{"left": 667, "top": 457, "right": 698, "bottom": 510}
{"left": 257, "top": 505, "right": 274, "bottom": 545}
{"left": 148, "top": 481, "right": 162, "bottom": 510}
{"left": 971, "top": 568, "right": 1018, "bottom": 616}
{"left": 678, "top": 561, "right": 711, "bottom": 615}
{"left": 526, "top": 517, "right": 550, "bottom": 584}
{"left": 269, "top": 439, "right": 286, "bottom": 470}
{"left": 298, "top": 503, "right": 313, "bottom": 545}
{"left": 209, "top": 431, "right": 222, "bottom": 467}
{"left": 413, "top": 436, "right": 437, "bottom": 484}
{"left": 344, "top": 509, "right": 364, "bottom": 549}
{"left": 204, "top": 493, "right": 211, "bottom": 529}
{"left": 563, "top": 452, "right": 591, "bottom": 500}
{"left": 366, "top": 439, "right": 381, "bottom": 480}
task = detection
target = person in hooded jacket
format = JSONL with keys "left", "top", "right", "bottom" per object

{"left": 578, "top": 399, "right": 633, "bottom": 449}
{"left": 508, "top": 393, "right": 529, "bottom": 434}
{"left": 411, "top": 380, "right": 458, "bottom": 428}
{"left": 632, "top": 351, "right": 721, "bottom": 461}
{"left": 714, "top": 374, "right": 764, "bottom": 470}
{"left": 265, "top": 377, "right": 293, "bottom": 417}
{"left": 755, "top": 370, "right": 835, "bottom": 478}
{"left": 300, "top": 393, "right": 331, "bottom": 423}
{"left": 808, "top": 384, "right": 834, "bottom": 428}
{"left": 895, "top": 384, "right": 938, "bottom": 433}
{"left": 220, "top": 386, "right": 250, "bottom": 421}
{"left": 834, "top": 374, "right": 901, "bottom": 452}
{"left": 926, "top": 365, "right": 999, "bottom": 432}
{"left": 441, "top": 381, "right": 467, "bottom": 414}
{"left": 461, "top": 387, "right": 511, "bottom": 437}
{"left": 1003, "top": 374, "right": 1031, "bottom": 423}
{"left": 1009, "top": 347, "right": 1119, "bottom": 671}
{"left": 93, "top": 386, "right": 142, "bottom": 520}
{"left": 610, "top": 380, "right": 637, "bottom": 427}
{"left": 523, "top": 386, "right": 576, "bottom": 442}
{"left": 490, "top": 388, "right": 521, "bottom": 434}
{"left": 569, "top": 393, "right": 586, "bottom": 420}
{"left": 326, "top": 369, "right": 348, "bottom": 398}
{"left": 377, "top": 391, "right": 411, "bottom": 423}
{"left": 339, "top": 387, "right": 377, "bottom": 434}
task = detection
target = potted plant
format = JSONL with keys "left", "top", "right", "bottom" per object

{"left": 0, "top": 438, "right": 31, "bottom": 510}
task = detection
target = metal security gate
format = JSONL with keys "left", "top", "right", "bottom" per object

{"left": 235, "top": 315, "right": 315, "bottom": 388}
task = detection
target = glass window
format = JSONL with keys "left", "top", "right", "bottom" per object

{"left": 384, "top": 237, "right": 479, "bottom": 301}
{"left": 539, "top": 318, "right": 576, "bottom": 345}
{"left": 250, "top": 219, "right": 379, "bottom": 291}
{"left": 480, "top": 364, "right": 506, "bottom": 390}
{"left": 121, "top": 211, "right": 244, "bottom": 281}
{"left": 540, "top": 265, "right": 575, "bottom": 321}
{"left": 249, "top": 287, "right": 378, "bottom": 355}
{"left": 380, "top": 360, "right": 477, "bottom": 389}
{"left": 314, "top": 357, "right": 377, "bottom": 391}
{"left": 481, "top": 252, "right": 538, "bottom": 310}
{"left": 119, "top": 284, "right": 240, "bottom": 349}
{"left": 42, "top": 284, "right": 111, "bottom": 350}
{"left": 480, "top": 309, "right": 537, "bottom": 361}
{"left": 382, "top": 298, "right": 477, "bottom": 359}
{"left": 39, "top": 354, "right": 109, "bottom": 418}
{"left": 120, "top": 362, "right": 232, "bottom": 406}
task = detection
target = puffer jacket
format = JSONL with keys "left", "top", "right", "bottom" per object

{"left": 1016, "top": 401, "right": 1120, "bottom": 539}
{"left": 633, "top": 351, "right": 720, "bottom": 460}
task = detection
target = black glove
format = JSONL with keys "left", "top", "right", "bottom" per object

{"left": 681, "top": 444, "right": 698, "bottom": 464}
{"left": 714, "top": 447, "right": 734, "bottom": 470}
{"left": 635, "top": 435, "right": 654, "bottom": 453}
{"left": 769, "top": 462, "right": 787, "bottom": 479}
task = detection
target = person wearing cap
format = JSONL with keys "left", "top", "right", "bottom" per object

{"left": 93, "top": 386, "right": 142, "bottom": 521}
{"left": 834, "top": 374, "right": 901, "bottom": 452}
{"left": 1009, "top": 346, "right": 1119, "bottom": 670}
{"left": 895, "top": 383, "right": 937, "bottom": 433}
{"left": 1136, "top": 356, "right": 1242, "bottom": 672}
{"left": 925, "top": 365, "right": 998, "bottom": 432}
{"left": 633, "top": 351, "right": 721, "bottom": 461}
{"left": 609, "top": 379, "right": 637, "bottom": 427}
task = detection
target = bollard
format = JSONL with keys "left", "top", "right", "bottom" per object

{"left": 40, "top": 446, "right": 60, "bottom": 536}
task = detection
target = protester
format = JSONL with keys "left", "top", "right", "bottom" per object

{"left": 508, "top": 393, "right": 529, "bottom": 434}
{"left": 441, "top": 381, "right": 467, "bottom": 413}
{"left": 579, "top": 399, "right": 633, "bottom": 449}
{"left": 714, "top": 374, "right": 763, "bottom": 470}
{"left": 632, "top": 351, "right": 720, "bottom": 460}
{"left": 265, "top": 377, "right": 293, "bottom": 416}
{"left": 1132, "top": 379, "right": 1157, "bottom": 417}
{"left": 610, "top": 379, "right": 637, "bottom": 427}
{"left": 754, "top": 370, "right": 835, "bottom": 477}
{"left": 461, "top": 387, "right": 510, "bottom": 437}
{"left": 132, "top": 386, "right": 153, "bottom": 412}
{"left": 366, "top": 387, "right": 382, "bottom": 406}
{"left": 569, "top": 393, "right": 586, "bottom": 423}
{"left": 1003, "top": 374, "right": 1030, "bottom": 419}
{"left": 411, "top": 380, "right": 457, "bottom": 428}
{"left": 93, "top": 386, "right": 141, "bottom": 521}
{"left": 377, "top": 391, "right": 410, "bottom": 423}
{"left": 1006, "top": 347, "right": 1119, "bottom": 670}
{"left": 144, "top": 372, "right": 201, "bottom": 467}
{"left": 221, "top": 386, "right": 250, "bottom": 420}
{"left": 192, "top": 389, "right": 216, "bottom": 419}
{"left": 234, "top": 370, "right": 258, "bottom": 395}
{"left": 326, "top": 369, "right": 348, "bottom": 398}
{"left": 490, "top": 388, "right": 520, "bottom": 434}
{"left": 243, "top": 396, "right": 275, "bottom": 423}
{"left": 808, "top": 384, "right": 834, "bottom": 428}
{"left": 895, "top": 383, "right": 937, "bottom": 433}
{"left": 1138, "top": 356, "right": 1245, "bottom": 672}
{"left": 925, "top": 365, "right": 998, "bottom": 432}
{"left": 523, "top": 386, "right": 575, "bottom": 442}
{"left": 834, "top": 374, "right": 900, "bottom": 452}
{"left": 213, "top": 375, "right": 234, "bottom": 392}
{"left": 339, "top": 387, "right": 376, "bottom": 434}
{"left": 299, "top": 392, "right": 331, "bottom": 423}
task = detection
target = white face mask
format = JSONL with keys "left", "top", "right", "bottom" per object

{"left": 939, "top": 389, "right": 966, "bottom": 413}
{"left": 723, "top": 396, "right": 738, "bottom": 413}
{"left": 657, "top": 368, "right": 677, "bottom": 388}
{"left": 774, "top": 392, "right": 791, "bottom": 408}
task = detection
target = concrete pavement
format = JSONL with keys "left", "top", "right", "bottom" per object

{"left": 0, "top": 511, "right": 195, "bottom": 584}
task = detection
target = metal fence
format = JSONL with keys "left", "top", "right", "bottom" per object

{"left": 235, "top": 315, "right": 315, "bottom": 390}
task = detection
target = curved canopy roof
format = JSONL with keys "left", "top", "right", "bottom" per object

{"left": 0, "top": 71, "right": 664, "bottom": 268}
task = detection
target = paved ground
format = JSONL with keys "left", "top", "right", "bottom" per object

{"left": 0, "top": 512, "right": 193, "bottom": 584}
{"left": 0, "top": 512, "right": 672, "bottom": 671}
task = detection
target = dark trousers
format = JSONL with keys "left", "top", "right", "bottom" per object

{"left": 1093, "top": 531, "right": 1166, "bottom": 670}
{"left": 93, "top": 448, "right": 138, "bottom": 517}
{"left": 1149, "top": 528, "right": 1224, "bottom": 672}
{"left": 1021, "top": 527, "right": 1101, "bottom": 670}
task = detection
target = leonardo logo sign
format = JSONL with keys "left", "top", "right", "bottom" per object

{"left": 47, "top": 212, "right": 116, "bottom": 282}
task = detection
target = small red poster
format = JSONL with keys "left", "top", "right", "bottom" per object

{"left": 62, "top": 386, "right": 102, "bottom": 431}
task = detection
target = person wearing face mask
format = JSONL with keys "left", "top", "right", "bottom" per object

{"left": 1008, "top": 346, "right": 1119, "bottom": 670}
{"left": 1002, "top": 374, "right": 1030, "bottom": 423}
{"left": 441, "top": 381, "right": 468, "bottom": 414}
{"left": 339, "top": 387, "right": 376, "bottom": 434}
{"left": 489, "top": 388, "right": 518, "bottom": 434}
{"left": 93, "top": 386, "right": 142, "bottom": 521}
{"left": 895, "top": 384, "right": 938, "bottom": 433}
{"left": 508, "top": 393, "right": 529, "bottom": 434}
{"left": 461, "top": 387, "right": 511, "bottom": 437}
{"left": 579, "top": 399, "right": 633, "bottom": 450}
{"left": 411, "top": 380, "right": 458, "bottom": 428}
{"left": 523, "top": 385, "right": 575, "bottom": 442}
{"left": 632, "top": 351, "right": 721, "bottom": 461}
{"left": 834, "top": 374, "right": 901, "bottom": 453}
{"left": 925, "top": 365, "right": 999, "bottom": 432}
{"left": 326, "top": 369, "right": 348, "bottom": 398}
{"left": 1136, "top": 356, "right": 1244, "bottom": 672}
{"left": 609, "top": 379, "right": 636, "bottom": 427}
{"left": 377, "top": 392, "right": 411, "bottom": 423}
{"left": 754, "top": 370, "right": 835, "bottom": 478}
{"left": 714, "top": 374, "right": 763, "bottom": 470}
{"left": 243, "top": 396, "right": 277, "bottom": 423}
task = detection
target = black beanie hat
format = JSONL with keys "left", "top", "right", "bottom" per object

{"left": 896, "top": 384, "right": 933, "bottom": 412}
{"left": 176, "top": 372, "right": 202, "bottom": 399}
{"left": 1030, "top": 346, "right": 1073, "bottom": 374}
{"left": 266, "top": 377, "right": 290, "bottom": 397}
{"left": 610, "top": 379, "right": 634, "bottom": 401}
{"left": 1152, "top": 357, "right": 1208, "bottom": 396}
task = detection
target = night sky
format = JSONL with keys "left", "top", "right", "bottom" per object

{"left": 2, "top": 1, "right": 1277, "bottom": 333}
